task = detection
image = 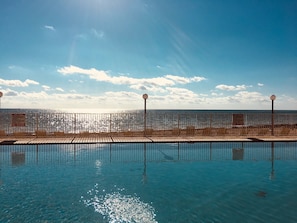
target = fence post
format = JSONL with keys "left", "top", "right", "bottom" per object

{"left": 74, "top": 113, "right": 76, "bottom": 134}
{"left": 196, "top": 113, "right": 198, "bottom": 130}
{"left": 109, "top": 113, "right": 112, "bottom": 135}
{"left": 36, "top": 113, "right": 39, "bottom": 133}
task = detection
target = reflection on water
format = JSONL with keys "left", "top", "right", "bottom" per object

{"left": 232, "top": 148, "right": 244, "bottom": 160}
{"left": 2, "top": 141, "right": 296, "bottom": 164}
{"left": 11, "top": 152, "right": 25, "bottom": 166}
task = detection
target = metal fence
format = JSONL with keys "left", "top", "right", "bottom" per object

{"left": 0, "top": 111, "right": 297, "bottom": 137}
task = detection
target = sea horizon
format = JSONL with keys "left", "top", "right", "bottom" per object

{"left": 59, "top": 108, "right": 272, "bottom": 114}
{"left": 1, "top": 108, "right": 297, "bottom": 114}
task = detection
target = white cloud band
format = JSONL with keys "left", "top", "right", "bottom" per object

{"left": 215, "top": 84, "right": 247, "bottom": 91}
{"left": 0, "top": 78, "right": 39, "bottom": 87}
{"left": 57, "top": 65, "right": 206, "bottom": 88}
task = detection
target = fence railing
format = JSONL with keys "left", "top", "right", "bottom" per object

{"left": 0, "top": 111, "right": 297, "bottom": 137}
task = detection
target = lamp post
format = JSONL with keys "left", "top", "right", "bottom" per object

{"left": 0, "top": 91, "right": 3, "bottom": 109}
{"left": 270, "top": 94, "right": 276, "bottom": 136}
{"left": 142, "top": 94, "right": 148, "bottom": 136}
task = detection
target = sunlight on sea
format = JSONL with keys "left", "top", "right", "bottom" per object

{"left": 59, "top": 108, "right": 135, "bottom": 114}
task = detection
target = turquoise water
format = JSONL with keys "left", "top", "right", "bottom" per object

{"left": 1, "top": 142, "right": 297, "bottom": 222}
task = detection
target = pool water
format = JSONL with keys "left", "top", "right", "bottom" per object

{"left": 1, "top": 142, "right": 297, "bottom": 222}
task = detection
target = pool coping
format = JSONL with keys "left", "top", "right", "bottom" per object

{"left": 0, "top": 136, "right": 296, "bottom": 145}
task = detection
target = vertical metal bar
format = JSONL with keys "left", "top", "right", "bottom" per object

{"left": 74, "top": 113, "right": 76, "bottom": 134}
{"left": 144, "top": 99, "right": 147, "bottom": 136}
{"left": 272, "top": 100, "right": 274, "bottom": 136}
{"left": 163, "top": 113, "right": 166, "bottom": 135}
{"left": 36, "top": 113, "right": 39, "bottom": 133}
{"left": 109, "top": 113, "right": 112, "bottom": 135}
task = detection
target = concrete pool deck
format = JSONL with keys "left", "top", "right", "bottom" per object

{"left": 0, "top": 135, "right": 297, "bottom": 145}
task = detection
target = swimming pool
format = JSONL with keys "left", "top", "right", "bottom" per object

{"left": 1, "top": 142, "right": 297, "bottom": 222}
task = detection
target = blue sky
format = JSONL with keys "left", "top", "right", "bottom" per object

{"left": 0, "top": 0, "right": 296, "bottom": 111}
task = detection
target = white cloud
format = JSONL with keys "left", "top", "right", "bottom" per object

{"left": 1, "top": 87, "right": 296, "bottom": 110}
{"left": 66, "top": 94, "right": 91, "bottom": 100}
{"left": 2, "top": 88, "right": 18, "bottom": 96}
{"left": 215, "top": 84, "right": 247, "bottom": 91}
{"left": 130, "top": 84, "right": 166, "bottom": 93}
{"left": 44, "top": 25, "right": 56, "bottom": 31}
{"left": 165, "top": 75, "right": 191, "bottom": 84}
{"left": 42, "top": 85, "right": 51, "bottom": 91}
{"left": 104, "top": 91, "right": 139, "bottom": 99}
{"left": 0, "top": 78, "right": 39, "bottom": 87}
{"left": 58, "top": 65, "right": 110, "bottom": 80}
{"left": 191, "top": 76, "right": 207, "bottom": 82}
{"left": 57, "top": 65, "right": 206, "bottom": 89}
{"left": 24, "top": 79, "right": 39, "bottom": 86}
{"left": 211, "top": 92, "right": 223, "bottom": 96}
{"left": 56, "top": 87, "right": 64, "bottom": 92}
{"left": 14, "top": 91, "right": 49, "bottom": 99}
{"left": 2, "top": 65, "right": 294, "bottom": 110}
{"left": 165, "top": 75, "right": 206, "bottom": 84}
{"left": 229, "top": 91, "right": 265, "bottom": 103}
{"left": 164, "top": 87, "right": 199, "bottom": 103}
{"left": 42, "top": 85, "right": 64, "bottom": 92}
{"left": 258, "top": 83, "right": 264, "bottom": 87}
{"left": 166, "top": 87, "right": 196, "bottom": 96}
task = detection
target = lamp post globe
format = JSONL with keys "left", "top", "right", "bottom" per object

{"left": 270, "top": 95, "right": 276, "bottom": 101}
{"left": 142, "top": 94, "right": 148, "bottom": 100}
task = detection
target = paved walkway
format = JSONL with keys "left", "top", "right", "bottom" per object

{"left": 0, "top": 136, "right": 296, "bottom": 145}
